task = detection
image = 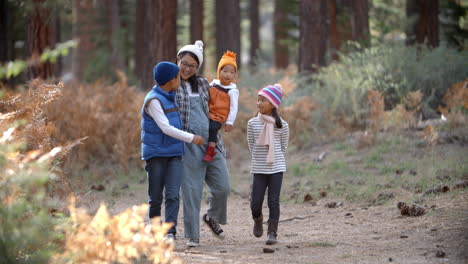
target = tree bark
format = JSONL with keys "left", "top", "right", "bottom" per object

{"left": 216, "top": 0, "right": 241, "bottom": 68}
{"left": 274, "top": 0, "right": 289, "bottom": 69}
{"left": 406, "top": 0, "right": 439, "bottom": 48}
{"left": 299, "top": 0, "right": 328, "bottom": 73}
{"left": 138, "top": 0, "right": 177, "bottom": 90}
{"left": 249, "top": 0, "right": 260, "bottom": 67}
{"left": 28, "top": 0, "right": 56, "bottom": 79}
{"left": 351, "top": 0, "right": 370, "bottom": 47}
{"left": 72, "top": 0, "right": 96, "bottom": 80}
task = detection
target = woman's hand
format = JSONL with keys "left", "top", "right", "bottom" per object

{"left": 192, "top": 135, "right": 205, "bottom": 145}
{"left": 224, "top": 124, "right": 233, "bottom": 132}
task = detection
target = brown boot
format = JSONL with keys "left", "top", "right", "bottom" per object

{"left": 202, "top": 145, "right": 217, "bottom": 162}
{"left": 265, "top": 219, "right": 278, "bottom": 245}
{"left": 253, "top": 215, "right": 263, "bottom": 237}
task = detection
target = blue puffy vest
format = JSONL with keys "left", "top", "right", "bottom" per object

{"left": 141, "top": 86, "right": 184, "bottom": 160}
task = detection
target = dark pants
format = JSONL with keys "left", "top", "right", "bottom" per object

{"left": 146, "top": 156, "right": 183, "bottom": 235}
{"left": 208, "top": 119, "right": 222, "bottom": 143}
{"left": 250, "top": 172, "right": 283, "bottom": 220}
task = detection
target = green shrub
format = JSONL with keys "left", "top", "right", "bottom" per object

{"left": 291, "top": 43, "right": 468, "bottom": 128}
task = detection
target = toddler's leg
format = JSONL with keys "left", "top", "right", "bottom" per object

{"left": 203, "top": 120, "right": 222, "bottom": 162}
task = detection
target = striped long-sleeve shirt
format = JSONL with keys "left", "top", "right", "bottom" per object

{"left": 247, "top": 116, "right": 289, "bottom": 174}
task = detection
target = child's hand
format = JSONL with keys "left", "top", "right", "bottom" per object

{"left": 192, "top": 135, "right": 205, "bottom": 145}
{"left": 224, "top": 124, "right": 233, "bottom": 132}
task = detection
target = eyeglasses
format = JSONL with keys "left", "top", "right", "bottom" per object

{"left": 179, "top": 61, "right": 198, "bottom": 71}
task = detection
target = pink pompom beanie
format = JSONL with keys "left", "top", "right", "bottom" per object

{"left": 258, "top": 83, "right": 283, "bottom": 108}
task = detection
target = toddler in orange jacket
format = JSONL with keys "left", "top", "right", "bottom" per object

{"left": 203, "top": 51, "right": 239, "bottom": 162}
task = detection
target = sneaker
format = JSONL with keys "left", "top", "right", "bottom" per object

{"left": 186, "top": 239, "right": 199, "bottom": 247}
{"left": 163, "top": 233, "right": 175, "bottom": 244}
{"left": 202, "top": 214, "right": 225, "bottom": 239}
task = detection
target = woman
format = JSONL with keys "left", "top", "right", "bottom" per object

{"left": 175, "top": 40, "right": 230, "bottom": 247}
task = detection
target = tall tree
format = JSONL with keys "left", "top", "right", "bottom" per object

{"left": 190, "top": 0, "right": 204, "bottom": 43}
{"left": 274, "top": 0, "right": 289, "bottom": 69}
{"left": 215, "top": 0, "right": 241, "bottom": 67}
{"left": 299, "top": 0, "right": 328, "bottom": 73}
{"left": 249, "top": 0, "right": 260, "bottom": 67}
{"left": 72, "top": 0, "right": 96, "bottom": 80}
{"left": 28, "top": 0, "right": 57, "bottom": 79}
{"left": 351, "top": 0, "right": 370, "bottom": 47}
{"left": 406, "top": 0, "right": 439, "bottom": 48}
{"left": 137, "top": 0, "right": 177, "bottom": 90}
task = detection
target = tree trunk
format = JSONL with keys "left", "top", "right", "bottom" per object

{"left": 406, "top": 0, "right": 439, "bottom": 48}
{"left": 72, "top": 0, "right": 96, "bottom": 80}
{"left": 28, "top": 0, "right": 56, "bottom": 79}
{"left": 351, "top": 0, "right": 370, "bottom": 47}
{"left": 274, "top": 0, "right": 289, "bottom": 69}
{"left": 0, "top": 0, "right": 8, "bottom": 63}
{"left": 249, "top": 0, "right": 260, "bottom": 67}
{"left": 299, "top": 0, "right": 328, "bottom": 73}
{"left": 190, "top": 0, "right": 204, "bottom": 43}
{"left": 328, "top": 0, "right": 339, "bottom": 61}
{"left": 216, "top": 0, "right": 241, "bottom": 68}
{"left": 139, "top": 0, "right": 177, "bottom": 90}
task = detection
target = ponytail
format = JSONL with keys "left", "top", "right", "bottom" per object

{"left": 272, "top": 108, "right": 283, "bottom": 128}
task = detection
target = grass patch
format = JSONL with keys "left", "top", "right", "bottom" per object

{"left": 307, "top": 241, "right": 337, "bottom": 248}
{"left": 285, "top": 129, "right": 468, "bottom": 203}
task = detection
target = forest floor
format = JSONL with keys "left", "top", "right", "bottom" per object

{"left": 76, "top": 127, "right": 468, "bottom": 264}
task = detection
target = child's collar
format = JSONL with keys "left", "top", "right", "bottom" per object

{"left": 210, "top": 79, "right": 237, "bottom": 89}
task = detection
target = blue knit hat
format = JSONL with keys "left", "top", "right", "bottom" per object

{"left": 153, "top": 62, "right": 180, "bottom": 86}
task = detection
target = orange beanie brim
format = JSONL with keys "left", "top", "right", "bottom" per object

{"left": 217, "top": 51, "right": 237, "bottom": 80}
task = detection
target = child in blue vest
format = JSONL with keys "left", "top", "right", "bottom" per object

{"left": 141, "top": 62, "right": 205, "bottom": 242}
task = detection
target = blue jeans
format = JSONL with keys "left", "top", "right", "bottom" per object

{"left": 250, "top": 172, "right": 283, "bottom": 220}
{"left": 146, "top": 156, "right": 183, "bottom": 235}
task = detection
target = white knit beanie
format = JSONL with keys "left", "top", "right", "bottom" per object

{"left": 177, "top": 40, "right": 204, "bottom": 69}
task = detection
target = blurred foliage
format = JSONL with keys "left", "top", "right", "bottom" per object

{"left": 54, "top": 201, "right": 180, "bottom": 264}
{"left": 0, "top": 40, "right": 77, "bottom": 80}
{"left": 0, "top": 136, "right": 61, "bottom": 264}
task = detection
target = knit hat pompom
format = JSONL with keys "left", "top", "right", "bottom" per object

{"left": 153, "top": 61, "right": 180, "bottom": 86}
{"left": 217, "top": 50, "right": 238, "bottom": 80}
{"left": 177, "top": 40, "right": 204, "bottom": 68}
{"left": 258, "top": 84, "right": 283, "bottom": 108}
{"left": 194, "top": 40, "right": 204, "bottom": 50}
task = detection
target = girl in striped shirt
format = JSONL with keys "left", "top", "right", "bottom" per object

{"left": 247, "top": 84, "right": 289, "bottom": 245}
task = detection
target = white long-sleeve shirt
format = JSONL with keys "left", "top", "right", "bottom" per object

{"left": 145, "top": 99, "right": 194, "bottom": 143}
{"left": 210, "top": 79, "right": 239, "bottom": 125}
{"left": 247, "top": 116, "right": 289, "bottom": 174}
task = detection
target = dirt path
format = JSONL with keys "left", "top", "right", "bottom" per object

{"left": 173, "top": 193, "right": 467, "bottom": 264}
{"left": 78, "top": 174, "right": 467, "bottom": 264}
